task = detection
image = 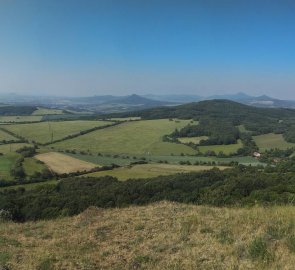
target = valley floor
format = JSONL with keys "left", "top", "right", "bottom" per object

{"left": 0, "top": 202, "right": 294, "bottom": 269}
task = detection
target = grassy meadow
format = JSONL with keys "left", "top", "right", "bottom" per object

{"left": 0, "top": 115, "right": 42, "bottom": 123}
{"left": 0, "top": 143, "right": 31, "bottom": 154}
{"left": 3, "top": 120, "right": 111, "bottom": 144}
{"left": 0, "top": 202, "right": 294, "bottom": 269}
{"left": 35, "top": 152, "right": 97, "bottom": 174}
{"left": 253, "top": 133, "right": 295, "bottom": 152}
{"left": 52, "top": 119, "right": 196, "bottom": 155}
{"left": 0, "top": 153, "right": 19, "bottom": 180}
{"left": 109, "top": 117, "right": 141, "bottom": 121}
{"left": 0, "top": 180, "right": 58, "bottom": 191}
{"left": 85, "top": 163, "right": 228, "bottom": 180}
{"left": 198, "top": 139, "right": 243, "bottom": 155}
{"left": 32, "top": 108, "right": 64, "bottom": 115}
{"left": 22, "top": 158, "right": 47, "bottom": 177}
{"left": 178, "top": 136, "right": 209, "bottom": 144}
{"left": 66, "top": 152, "right": 263, "bottom": 166}
{"left": 0, "top": 129, "right": 18, "bottom": 141}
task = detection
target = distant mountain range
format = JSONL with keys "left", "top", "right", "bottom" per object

{"left": 144, "top": 92, "right": 295, "bottom": 109}
{"left": 1, "top": 92, "right": 295, "bottom": 113}
{"left": 0, "top": 93, "right": 174, "bottom": 113}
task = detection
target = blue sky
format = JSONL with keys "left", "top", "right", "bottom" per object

{"left": 0, "top": 0, "right": 295, "bottom": 98}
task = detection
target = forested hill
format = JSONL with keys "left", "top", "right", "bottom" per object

{"left": 105, "top": 100, "right": 295, "bottom": 141}
{"left": 0, "top": 105, "right": 37, "bottom": 115}
{"left": 109, "top": 99, "right": 295, "bottom": 121}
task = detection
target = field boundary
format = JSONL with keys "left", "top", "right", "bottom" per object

{"left": 1, "top": 121, "right": 122, "bottom": 146}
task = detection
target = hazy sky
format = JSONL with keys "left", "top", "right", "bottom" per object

{"left": 0, "top": 0, "right": 295, "bottom": 98}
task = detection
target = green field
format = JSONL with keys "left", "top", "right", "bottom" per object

{"left": 0, "top": 129, "right": 18, "bottom": 141}
{"left": 0, "top": 115, "right": 42, "bottom": 123}
{"left": 23, "top": 157, "right": 47, "bottom": 176}
{"left": 65, "top": 152, "right": 135, "bottom": 166}
{"left": 52, "top": 119, "right": 196, "bottom": 155}
{"left": 0, "top": 153, "right": 20, "bottom": 180}
{"left": 32, "top": 107, "right": 64, "bottom": 115}
{"left": 0, "top": 180, "right": 58, "bottom": 191}
{"left": 253, "top": 133, "right": 295, "bottom": 152}
{"left": 178, "top": 136, "right": 209, "bottom": 144}
{"left": 109, "top": 117, "right": 141, "bottom": 121}
{"left": 0, "top": 143, "right": 31, "bottom": 154}
{"left": 66, "top": 151, "right": 263, "bottom": 166}
{"left": 85, "top": 163, "right": 228, "bottom": 180}
{"left": 198, "top": 139, "right": 243, "bottom": 155}
{"left": 3, "top": 120, "right": 111, "bottom": 144}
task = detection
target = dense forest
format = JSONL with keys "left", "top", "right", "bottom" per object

{"left": 171, "top": 117, "right": 240, "bottom": 145}
{"left": 0, "top": 105, "right": 37, "bottom": 115}
{"left": 1, "top": 166, "right": 294, "bottom": 222}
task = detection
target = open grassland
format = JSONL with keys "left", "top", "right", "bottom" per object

{"left": 65, "top": 152, "right": 135, "bottom": 166}
{"left": 66, "top": 152, "right": 263, "bottom": 166}
{"left": 0, "top": 129, "right": 18, "bottom": 141}
{"left": 0, "top": 202, "right": 294, "bottom": 269}
{"left": 0, "top": 153, "right": 19, "bottom": 180}
{"left": 0, "top": 115, "right": 42, "bottom": 123}
{"left": 23, "top": 158, "right": 47, "bottom": 176}
{"left": 178, "top": 136, "right": 209, "bottom": 144}
{"left": 3, "top": 120, "right": 111, "bottom": 144}
{"left": 85, "top": 163, "right": 228, "bottom": 180}
{"left": 52, "top": 119, "right": 196, "bottom": 155}
{"left": 32, "top": 107, "right": 64, "bottom": 115}
{"left": 35, "top": 152, "right": 97, "bottom": 174}
{"left": 253, "top": 133, "right": 295, "bottom": 152}
{"left": 198, "top": 139, "right": 243, "bottom": 155}
{"left": 0, "top": 180, "right": 57, "bottom": 191}
{"left": 0, "top": 143, "right": 31, "bottom": 155}
{"left": 109, "top": 117, "right": 141, "bottom": 121}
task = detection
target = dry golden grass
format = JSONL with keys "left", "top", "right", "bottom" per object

{"left": 0, "top": 202, "right": 294, "bottom": 269}
{"left": 35, "top": 152, "right": 97, "bottom": 174}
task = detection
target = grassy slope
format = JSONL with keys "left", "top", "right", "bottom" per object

{"left": 0, "top": 202, "right": 294, "bottom": 269}
{"left": 0, "top": 180, "right": 57, "bottom": 191}
{"left": 0, "top": 130, "right": 18, "bottom": 141}
{"left": 3, "top": 120, "right": 111, "bottom": 144}
{"left": 66, "top": 152, "right": 263, "bottom": 166}
{"left": 32, "top": 108, "right": 64, "bottom": 115}
{"left": 52, "top": 119, "right": 196, "bottom": 155}
{"left": 22, "top": 158, "right": 47, "bottom": 176}
{"left": 109, "top": 117, "right": 141, "bottom": 121}
{"left": 178, "top": 136, "right": 209, "bottom": 144}
{"left": 85, "top": 164, "right": 228, "bottom": 180}
{"left": 0, "top": 116, "right": 42, "bottom": 123}
{"left": 0, "top": 153, "right": 19, "bottom": 180}
{"left": 253, "top": 133, "right": 295, "bottom": 152}
{"left": 35, "top": 152, "right": 97, "bottom": 174}
{"left": 198, "top": 139, "right": 243, "bottom": 155}
{"left": 0, "top": 143, "right": 31, "bottom": 155}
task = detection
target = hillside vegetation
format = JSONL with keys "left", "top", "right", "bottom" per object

{"left": 3, "top": 120, "right": 111, "bottom": 144}
{"left": 52, "top": 119, "right": 196, "bottom": 155}
{"left": 0, "top": 202, "right": 294, "bottom": 269}
{"left": 110, "top": 100, "right": 295, "bottom": 150}
{"left": 1, "top": 167, "right": 294, "bottom": 222}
